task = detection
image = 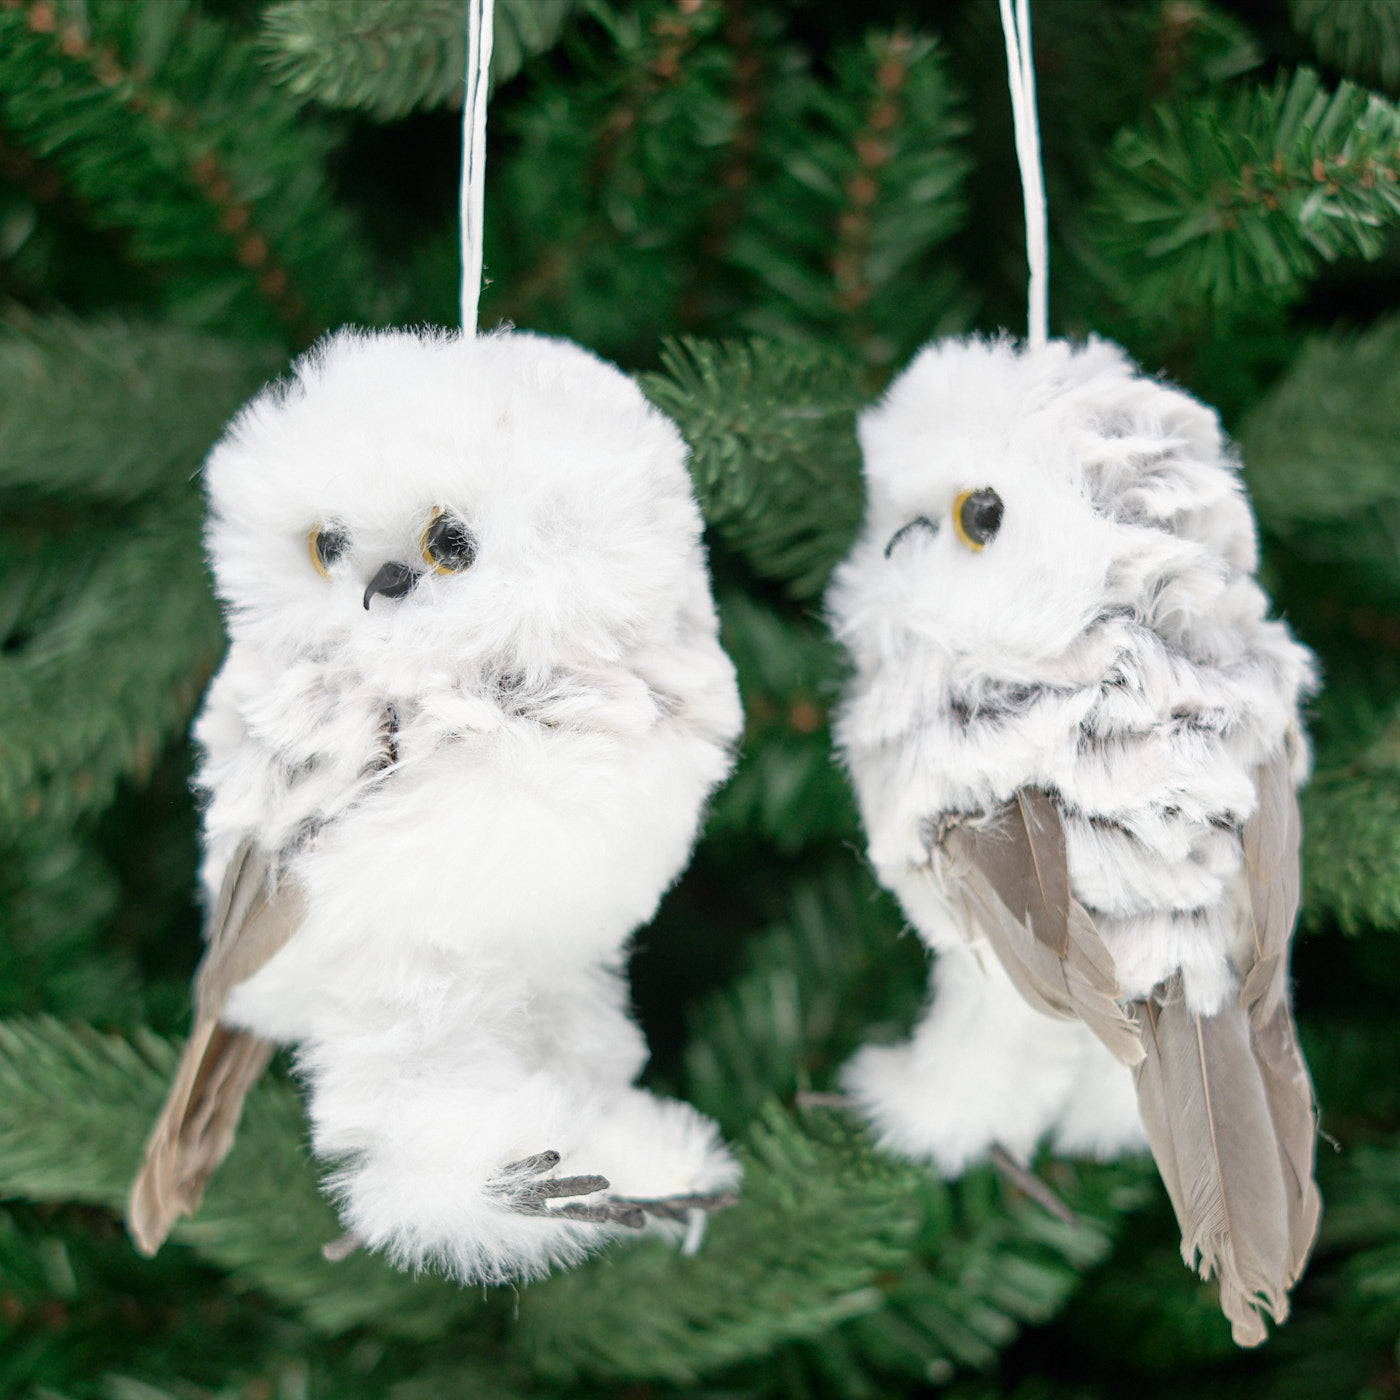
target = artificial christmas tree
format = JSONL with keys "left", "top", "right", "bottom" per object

{"left": 1, "top": 1, "right": 1399, "bottom": 1396}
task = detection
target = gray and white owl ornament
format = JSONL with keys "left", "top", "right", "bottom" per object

{"left": 828, "top": 335, "right": 1319, "bottom": 1346}
{"left": 127, "top": 328, "right": 743, "bottom": 1283}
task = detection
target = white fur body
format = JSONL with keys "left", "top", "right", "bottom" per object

{"left": 829, "top": 337, "right": 1313, "bottom": 1173}
{"left": 195, "top": 328, "right": 742, "bottom": 1281}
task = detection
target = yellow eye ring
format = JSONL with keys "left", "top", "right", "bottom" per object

{"left": 309, "top": 524, "right": 349, "bottom": 579}
{"left": 420, "top": 506, "right": 478, "bottom": 575}
{"left": 953, "top": 488, "right": 1004, "bottom": 551}
{"left": 420, "top": 507, "right": 450, "bottom": 575}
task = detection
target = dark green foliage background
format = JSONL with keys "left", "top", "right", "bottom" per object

{"left": 1, "top": 0, "right": 1399, "bottom": 1396}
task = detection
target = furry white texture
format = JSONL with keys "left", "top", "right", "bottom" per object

{"left": 195, "top": 327, "right": 742, "bottom": 1283}
{"left": 828, "top": 335, "right": 1313, "bottom": 1171}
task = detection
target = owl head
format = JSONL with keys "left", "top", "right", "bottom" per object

{"left": 827, "top": 335, "right": 1267, "bottom": 689}
{"left": 203, "top": 329, "right": 716, "bottom": 698}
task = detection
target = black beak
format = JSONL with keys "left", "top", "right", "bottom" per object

{"left": 363, "top": 561, "right": 418, "bottom": 609}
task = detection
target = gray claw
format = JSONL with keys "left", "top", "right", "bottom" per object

{"left": 502, "top": 1150, "right": 561, "bottom": 1175}
{"left": 530, "top": 1173, "right": 611, "bottom": 1201}
{"left": 556, "top": 1198, "right": 647, "bottom": 1228}
{"left": 511, "top": 1172, "right": 613, "bottom": 1215}
{"left": 488, "top": 1151, "right": 737, "bottom": 1231}
{"left": 606, "top": 1191, "right": 739, "bottom": 1223}
{"left": 489, "top": 1149, "right": 613, "bottom": 1218}
{"left": 556, "top": 1202, "right": 614, "bottom": 1223}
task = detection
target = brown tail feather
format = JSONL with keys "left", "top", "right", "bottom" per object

{"left": 127, "top": 1018, "right": 274, "bottom": 1256}
{"left": 1251, "top": 1001, "right": 1322, "bottom": 1279}
{"left": 1132, "top": 983, "right": 1314, "bottom": 1347}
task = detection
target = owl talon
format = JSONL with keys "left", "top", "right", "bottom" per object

{"left": 606, "top": 1190, "right": 738, "bottom": 1223}
{"left": 555, "top": 1201, "right": 614, "bottom": 1224}
{"left": 502, "top": 1150, "right": 561, "bottom": 1175}
{"left": 529, "top": 1173, "right": 612, "bottom": 1201}
{"left": 490, "top": 1151, "right": 613, "bottom": 1217}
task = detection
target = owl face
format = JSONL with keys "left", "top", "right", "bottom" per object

{"left": 828, "top": 336, "right": 1260, "bottom": 688}
{"left": 203, "top": 330, "right": 708, "bottom": 695}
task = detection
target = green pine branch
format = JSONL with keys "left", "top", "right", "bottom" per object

{"left": 0, "top": 1017, "right": 479, "bottom": 1340}
{"left": 1044, "top": 1195, "right": 1243, "bottom": 1376}
{"left": 807, "top": 1158, "right": 1147, "bottom": 1391}
{"left": 0, "top": 0, "right": 382, "bottom": 340}
{"left": 0, "top": 492, "right": 222, "bottom": 842}
{"left": 1233, "top": 319, "right": 1400, "bottom": 933}
{"left": 0, "top": 834, "right": 133, "bottom": 1024}
{"left": 1325, "top": 1137, "right": 1400, "bottom": 1331}
{"left": 0, "top": 1200, "right": 466, "bottom": 1400}
{"left": 484, "top": 0, "right": 739, "bottom": 351}
{"left": 727, "top": 27, "right": 972, "bottom": 368}
{"left": 706, "top": 592, "right": 856, "bottom": 855}
{"left": 641, "top": 337, "right": 865, "bottom": 598}
{"left": 1091, "top": 67, "right": 1400, "bottom": 319}
{"left": 1302, "top": 709, "right": 1400, "bottom": 933}
{"left": 260, "top": 0, "right": 576, "bottom": 120}
{"left": 940, "top": 1384, "right": 1109, "bottom": 1400}
{"left": 1290, "top": 0, "right": 1400, "bottom": 94}
{"left": 386, "top": 1361, "right": 542, "bottom": 1400}
{"left": 0, "top": 315, "right": 281, "bottom": 502}
{"left": 1238, "top": 315, "right": 1400, "bottom": 603}
{"left": 511, "top": 1106, "right": 930, "bottom": 1387}
{"left": 514, "top": 1104, "right": 1145, "bottom": 1391}
{"left": 683, "top": 865, "right": 922, "bottom": 1136}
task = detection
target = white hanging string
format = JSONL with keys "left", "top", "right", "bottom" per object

{"left": 460, "top": 0, "right": 495, "bottom": 332}
{"left": 998, "top": 0, "right": 1047, "bottom": 347}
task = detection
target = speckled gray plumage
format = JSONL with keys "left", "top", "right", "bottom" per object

{"left": 829, "top": 335, "right": 1319, "bottom": 1346}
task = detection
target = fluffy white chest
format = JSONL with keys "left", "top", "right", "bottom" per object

{"left": 218, "top": 703, "right": 719, "bottom": 1042}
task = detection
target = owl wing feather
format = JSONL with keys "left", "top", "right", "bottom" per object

{"left": 126, "top": 840, "right": 301, "bottom": 1257}
{"left": 1131, "top": 985, "right": 1294, "bottom": 1347}
{"left": 128, "top": 699, "right": 398, "bottom": 1256}
{"left": 1240, "top": 753, "right": 1322, "bottom": 1287}
{"left": 194, "top": 841, "right": 302, "bottom": 1013}
{"left": 1129, "top": 755, "right": 1319, "bottom": 1346}
{"left": 950, "top": 781, "right": 1318, "bottom": 1346}
{"left": 1240, "top": 750, "right": 1303, "bottom": 1026}
{"left": 945, "top": 789, "right": 1143, "bottom": 1066}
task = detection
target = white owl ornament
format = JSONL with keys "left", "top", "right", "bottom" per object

{"left": 127, "top": 1, "right": 741, "bottom": 1285}
{"left": 126, "top": 328, "right": 744, "bottom": 1282}
{"left": 829, "top": 335, "right": 1320, "bottom": 1346}
{"left": 826, "top": 0, "right": 1319, "bottom": 1348}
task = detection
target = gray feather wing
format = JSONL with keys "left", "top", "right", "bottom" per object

{"left": 194, "top": 842, "right": 301, "bottom": 1016}
{"left": 1131, "top": 981, "right": 1299, "bottom": 1348}
{"left": 947, "top": 790, "right": 1143, "bottom": 1066}
{"left": 961, "top": 789, "right": 1071, "bottom": 954}
{"left": 1238, "top": 751, "right": 1321, "bottom": 1283}
{"left": 1250, "top": 999, "right": 1322, "bottom": 1282}
{"left": 127, "top": 840, "right": 300, "bottom": 1257}
{"left": 1240, "top": 752, "right": 1303, "bottom": 1026}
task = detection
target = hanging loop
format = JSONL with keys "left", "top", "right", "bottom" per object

{"left": 460, "top": 0, "right": 495, "bottom": 333}
{"left": 998, "top": 0, "right": 1047, "bottom": 348}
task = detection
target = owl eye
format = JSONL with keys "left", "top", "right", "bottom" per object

{"left": 953, "top": 489, "right": 1004, "bottom": 551}
{"left": 420, "top": 508, "right": 477, "bottom": 574}
{"left": 884, "top": 516, "right": 940, "bottom": 559}
{"left": 309, "top": 524, "right": 348, "bottom": 579}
